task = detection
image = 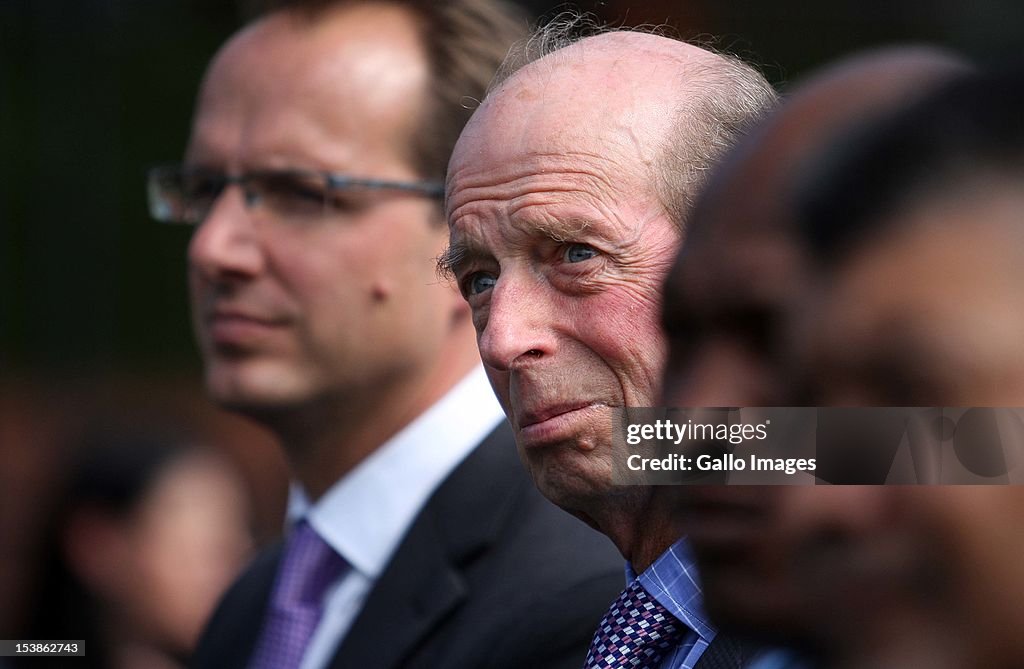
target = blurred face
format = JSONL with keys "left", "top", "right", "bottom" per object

{"left": 662, "top": 231, "right": 801, "bottom": 408}
{"left": 661, "top": 230, "right": 827, "bottom": 634}
{"left": 801, "top": 191, "right": 1024, "bottom": 660}
{"left": 660, "top": 55, "right": 981, "bottom": 647}
{"left": 895, "top": 486, "right": 1024, "bottom": 664}
{"left": 131, "top": 454, "right": 252, "bottom": 653}
{"left": 659, "top": 139, "right": 811, "bottom": 634}
{"left": 804, "top": 191, "right": 1024, "bottom": 406}
{"left": 187, "top": 6, "right": 457, "bottom": 414}
{"left": 83, "top": 453, "right": 252, "bottom": 654}
{"left": 446, "top": 59, "right": 682, "bottom": 516}
{"left": 679, "top": 485, "right": 906, "bottom": 638}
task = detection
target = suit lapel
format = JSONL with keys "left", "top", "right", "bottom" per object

{"left": 328, "top": 423, "right": 522, "bottom": 669}
{"left": 231, "top": 548, "right": 283, "bottom": 669}
{"left": 192, "top": 545, "right": 283, "bottom": 669}
{"left": 327, "top": 514, "right": 467, "bottom": 669}
{"left": 693, "top": 634, "right": 745, "bottom": 669}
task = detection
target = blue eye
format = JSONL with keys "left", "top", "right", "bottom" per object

{"left": 564, "top": 243, "right": 598, "bottom": 263}
{"left": 466, "top": 272, "right": 497, "bottom": 296}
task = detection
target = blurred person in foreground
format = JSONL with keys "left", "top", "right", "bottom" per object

{"left": 148, "top": 1, "right": 626, "bottom": 668}
{"left": 658, "top": 47, "right": 971, "bottom": 668}
{"left": 442, "top": 17, "right": 776, "bottom": 668}
{"left": 794, "top": 66, "right": 1024, "bottom": 669}
{"left": 17, "top": 428, "right": 251, "bottom": 669}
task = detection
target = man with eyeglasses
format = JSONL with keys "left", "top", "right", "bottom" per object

{"left": 148, "top": 1, "right": 623, "bottom": 668}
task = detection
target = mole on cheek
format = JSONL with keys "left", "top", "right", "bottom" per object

{"left": 371, "top": 282, "right": 390, "bottom": 301}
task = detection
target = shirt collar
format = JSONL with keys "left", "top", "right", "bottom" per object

{"left": 627, "top": 538, "right": 716, "bottom": 641}
{"left": 287, "top": 366, "right": 505, "bottom": 579}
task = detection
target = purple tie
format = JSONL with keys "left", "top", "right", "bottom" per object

{"left": 584, "top": 579, "right": 684, "bottom": 669}
{"left": 248, "top": 520, "right": 348, "bottom": 669}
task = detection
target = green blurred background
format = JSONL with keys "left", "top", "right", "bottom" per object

{"left": 3, "top": 0, "right": 1022, "bottom": 377}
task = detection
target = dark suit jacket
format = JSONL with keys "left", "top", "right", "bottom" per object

{"left": 191, "top": 422, "right": 624, "bottom": 669}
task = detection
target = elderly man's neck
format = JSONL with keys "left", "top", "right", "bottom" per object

{"left": 583, "top": 488, "right": 687, "bottom": 573}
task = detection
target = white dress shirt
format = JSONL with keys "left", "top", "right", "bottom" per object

{"left": 284, "top": 366, "right": 506, "bottom": 669}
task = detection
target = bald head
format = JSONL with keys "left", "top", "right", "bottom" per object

{"left": 448, "top": 29, "right": 775, "bottom": 231}
{"left": 483, "top": 30, "right": 725, "bottom": 120}
{"left": 458, "top": 32, "right": 703, "bottom": 170}
{"left": 444, "top": 25, "right": 773, "bottom": 559}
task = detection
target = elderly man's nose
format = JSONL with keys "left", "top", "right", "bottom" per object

{"left": 477, "top": 281, "right": 553, "bottom": 371}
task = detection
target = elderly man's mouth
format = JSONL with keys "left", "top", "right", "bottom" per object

{"left": 517, "top": 403, "right": 608, "bottom": 448}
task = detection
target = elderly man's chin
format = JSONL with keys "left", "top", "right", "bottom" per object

{"left": 517, "top": 436, "right": 615, "bottom": 515}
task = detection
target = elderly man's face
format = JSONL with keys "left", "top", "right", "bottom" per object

{"left": 446, "top": 62, "right": 681, "bottom": 513}
{"left": 186, "top": 6, "right": 457, "bottom": 414}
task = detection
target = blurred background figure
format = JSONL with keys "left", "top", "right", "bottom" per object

{"left": 15, "top": 424, "right": 252, "bottom": 669}
{"left": 659, "top": 47, "right": 972, "bottom": 667}
{"left": 662, "top": 45, "right": 971, "bottom": 408}
{"left": 160, "top": 1, "right": 625, "bottom": 668}
{"left": 795, "top": 66, "right": 1024, "bottom": 668}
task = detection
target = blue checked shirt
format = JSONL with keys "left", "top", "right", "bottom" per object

{"left": 627, "top": 538, "right": 716, "bottom": 669}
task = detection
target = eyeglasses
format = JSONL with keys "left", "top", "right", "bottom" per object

{"left": 147, "top": 165, "right": 445, "bottom": 225}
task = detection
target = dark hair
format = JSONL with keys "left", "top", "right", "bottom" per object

{"left": 255, "top": 0, "right": 530, "bottom": 185}
{"left": 16, "top": 427, "right": 200, "bottom": 669}
{"left": 798, "top": 66, "right": 1024, "bottom": 265}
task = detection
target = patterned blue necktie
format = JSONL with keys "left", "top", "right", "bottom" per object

{"left": 585, "top": 579, "right": 684, "bottom": 669}
{"left": 248, "top": 520, "right": 348, "bottom": 669}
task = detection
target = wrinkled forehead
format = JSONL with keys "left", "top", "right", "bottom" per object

{"left": 451, "top": 81, "right": 661, "bottom": 185}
